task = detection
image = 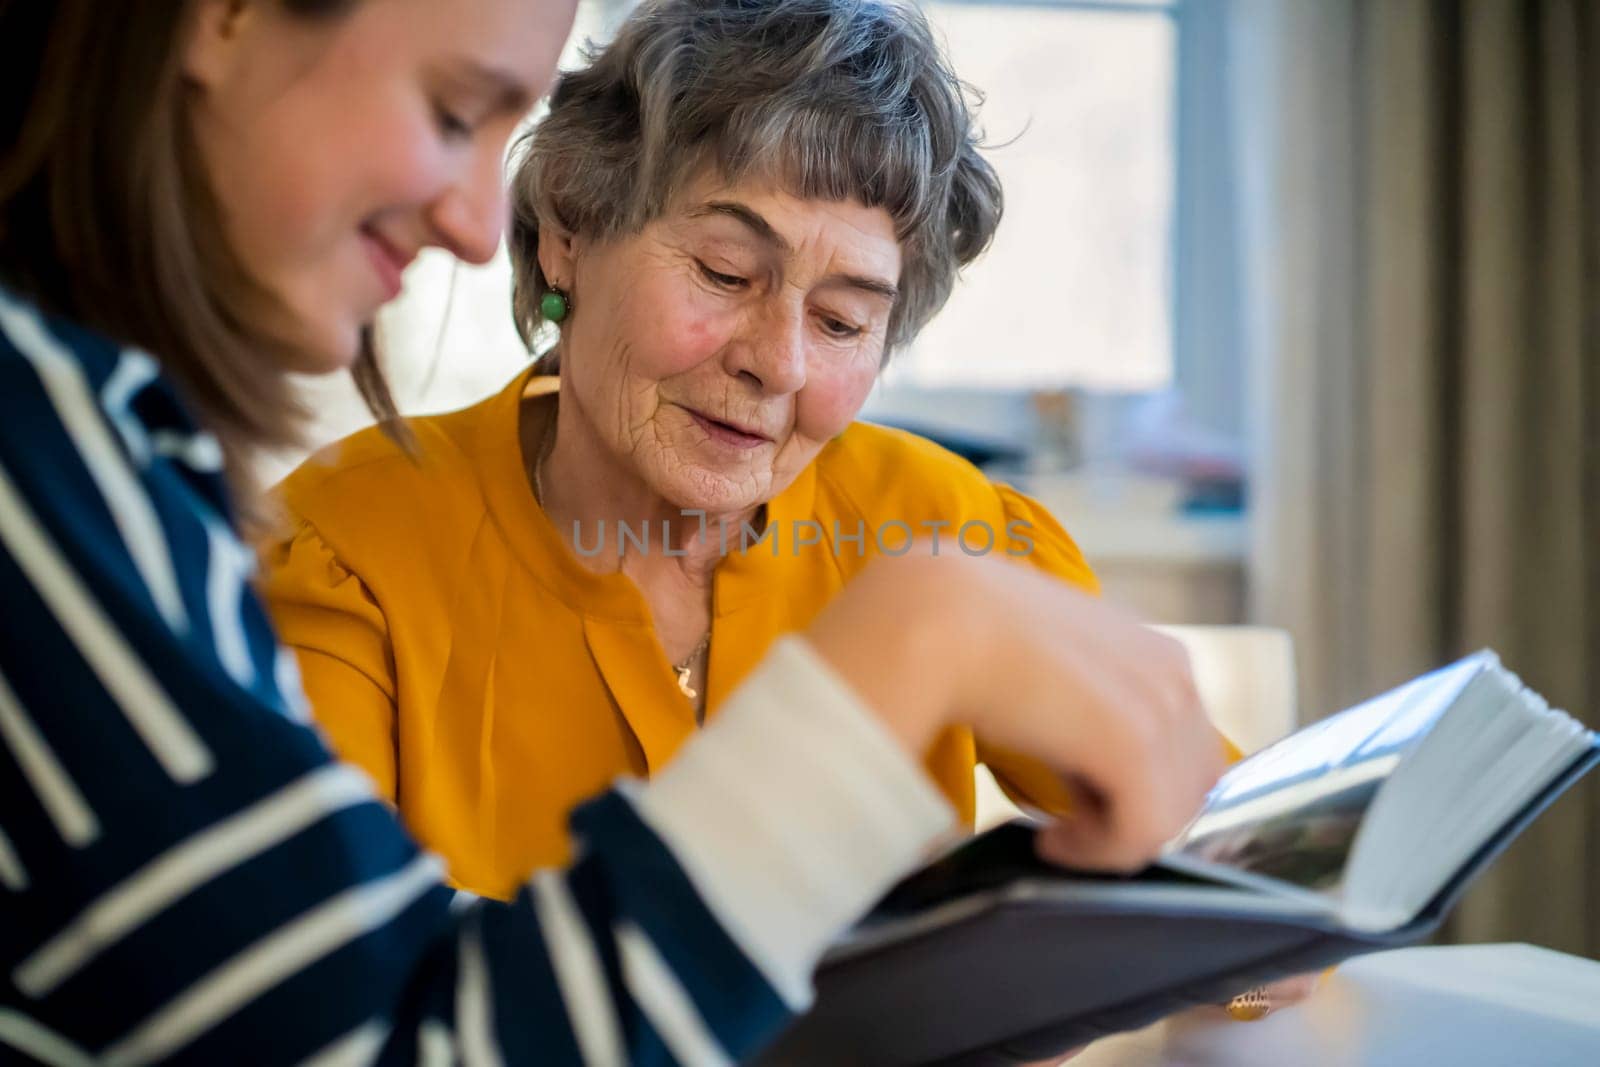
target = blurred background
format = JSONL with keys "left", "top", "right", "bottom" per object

{"left": 276, "top": 0, "right": 1599, "bottom": 960}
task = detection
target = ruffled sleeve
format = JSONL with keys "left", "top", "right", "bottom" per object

{"left": 258, "top": 520, "right": 400, "bottom": 801}
{"left": 993, "top": 481, "right": 1100, "bottom": 595}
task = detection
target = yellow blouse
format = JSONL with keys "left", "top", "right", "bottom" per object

{"left": 263, "top": 370, "right": 1106, "bottom": 899}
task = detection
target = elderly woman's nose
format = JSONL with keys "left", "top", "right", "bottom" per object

{"left": 426, "top": 158, "right": 508, "bottom": 266}
{"left": 730, "top": 310, "right": 808, "bottom": 394}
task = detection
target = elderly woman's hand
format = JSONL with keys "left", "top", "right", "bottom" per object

{"left": 807, "top": 550, "right": 1226, "bottom": 873}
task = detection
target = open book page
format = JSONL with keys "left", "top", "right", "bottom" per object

{"left": 1342, "top": 667, "right": 1596, "bottom": 930}
{"left": 1156, "top": 655, "right": 1494, "bottom": 902}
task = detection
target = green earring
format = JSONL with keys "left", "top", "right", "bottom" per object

{"left": 540, "top": 288, "right": 569, "bottom": 324}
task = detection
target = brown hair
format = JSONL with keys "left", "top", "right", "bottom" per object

{"left": 0, "top": 0, "right": 401, "bottom": 491}
{"left": 509, "top": 0, "right": 1003, "bottom": 373}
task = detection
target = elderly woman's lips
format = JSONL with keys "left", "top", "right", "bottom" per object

{"left": 686, "top": 409, "right": 769, "bottom": 449}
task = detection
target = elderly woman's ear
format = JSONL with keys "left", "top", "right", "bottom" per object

{"left": 536, "top": 221, "right": 579, "bottom": 293}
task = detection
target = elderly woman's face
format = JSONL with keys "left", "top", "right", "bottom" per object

{"left": 556, "top": 174, "right": 900, "bottom": 513}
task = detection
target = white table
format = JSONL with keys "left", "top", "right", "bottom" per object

{"left": 1068, "top": 944, "right": 1600, "bottom": 1066}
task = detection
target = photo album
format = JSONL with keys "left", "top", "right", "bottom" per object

{"left": 757, "top": 652, "right": 1600, "bottom": 1066}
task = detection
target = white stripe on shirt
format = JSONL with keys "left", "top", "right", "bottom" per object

{"left": 14, "top": 764, "right": 375, "bottom": 998}
{"left": 298, "top": 1019, "right": 392, "bottom": 1067}
{"left": 529, "top": 872, "right": 626, "bottom": 1067}
{"left": 0, "top": 1010, "right": 96, "bottom": 1067}
{"left": 456, "top": 919, "right": 504, "bottom": 1067}
{"left": 0, "top": 292, "right": 187, "bottom": 634}
{"left": 274, "top": 648, "right": 315, "bottom": 725}
{"left": 0, "top": 668, "right": 99, "bottom": 847}
{"left": 101, "top": 853, "right": 443, "bottom": 1066}
{"left": 0, "top": 825, "right": 26, "bottom": 892}
{"left": 202, "top": 513, "right": 256, "bottom": 688}
{"left": 418, "top": 1020, "right": 456, "bottom": 1067}
{"left": 615, "top": 922, "right": 733, "bottom": 1067}
{"left": 100, "top": 350, "right": 161, "bottom": 468}
{"left": 148, "top": 429, "right": 226, "bottom": 473}
{"left": 0, "top": 459, "right": 213, "bottom": 784}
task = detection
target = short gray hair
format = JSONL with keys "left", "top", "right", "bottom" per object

{"left": 509, "top": 0, "right": 1002, "bottom": 360}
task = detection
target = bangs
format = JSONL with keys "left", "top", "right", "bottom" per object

{"left": 712, "top": 103, "right": 940, "bottom": 244}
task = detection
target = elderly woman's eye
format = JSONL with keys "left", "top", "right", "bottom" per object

{"left": 697, "top": 262, "right": 748, "bottom": 289}
{"left": 820, "top": 316, "right": 864, "bottom": 339}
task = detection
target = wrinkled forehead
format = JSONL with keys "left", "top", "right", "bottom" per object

{"left": 660, "top": 168, "right": 903, "bottom": 281}
{"left": 646, "top": 118, "right": 934, "bottom": 246}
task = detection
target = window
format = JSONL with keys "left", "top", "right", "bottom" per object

{"left": 281, "top": 0, "right": 1190, "bottom": 472}
{"left": 897, "top": 0, "right": 1179, "bottom": 392}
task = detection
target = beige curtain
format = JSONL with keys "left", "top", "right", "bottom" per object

{"left": 1225, "top": 0, "right": 1600, "bottom": 956}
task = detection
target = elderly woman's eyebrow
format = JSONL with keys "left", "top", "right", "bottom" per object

{"left": 832, "top": 273, "right": 898, "bottom": 302}
{"left": 693, "top": 201, "right": 791, "bottom": 251}
{"left": 692, "top": 201, "right": 899, "bottom": 300}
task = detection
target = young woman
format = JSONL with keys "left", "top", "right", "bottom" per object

{"left": 0, "top": 2, "right": 1222, "bottom": 1063}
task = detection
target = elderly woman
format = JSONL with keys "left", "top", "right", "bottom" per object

{"left": 264, "top": 0, "right": 1230, "bottom": 898}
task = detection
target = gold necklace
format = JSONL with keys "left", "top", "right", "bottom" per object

{"left": 532, "top": 422, "right": 712, "bottom": 702}
{"left": 673, "top": 630, "right": 712, "bottom": 701}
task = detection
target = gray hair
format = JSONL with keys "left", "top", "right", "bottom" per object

{"left": 508, "top": 0, "right": 1002, "bottom": 361}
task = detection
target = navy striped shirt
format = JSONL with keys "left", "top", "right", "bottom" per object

{"left": 0, "top": 286, "right": 953, "bottom": 1064}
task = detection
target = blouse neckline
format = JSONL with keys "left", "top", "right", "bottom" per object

{"left": 467, "top": 369, "right": 821, "bottom": 622}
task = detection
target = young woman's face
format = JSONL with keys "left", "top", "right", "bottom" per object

{"left": 184, "top": 0, "right": 575, "bottom": 372}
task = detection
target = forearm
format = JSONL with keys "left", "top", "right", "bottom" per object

{"left": 2, "top": 639, "right": 952, "bottom": 1064}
